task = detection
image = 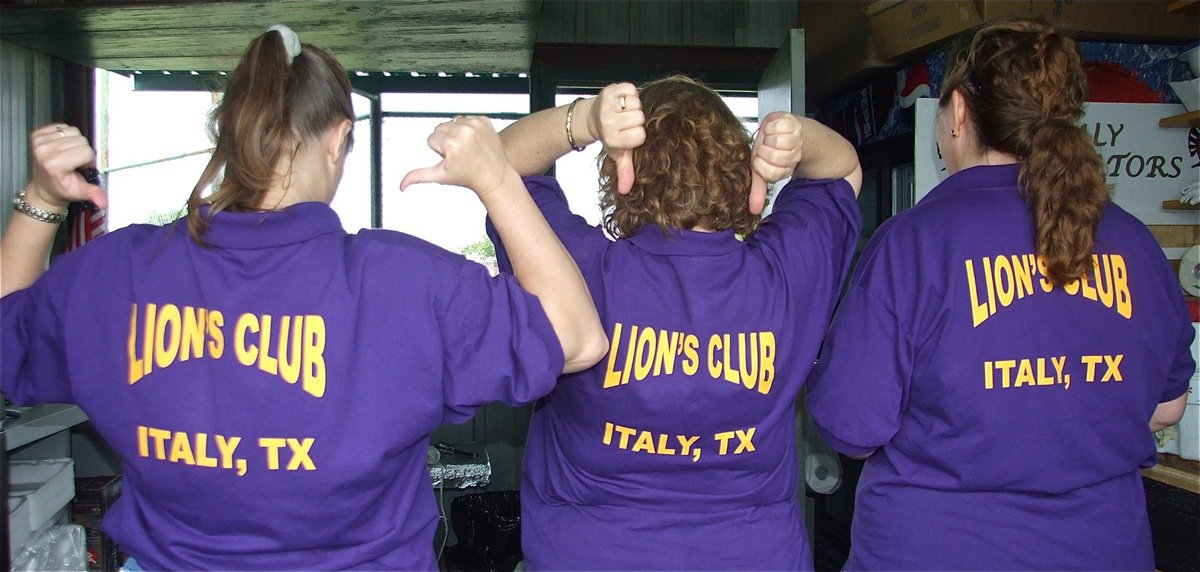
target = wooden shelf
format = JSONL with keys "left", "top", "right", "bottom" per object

{"left": 1159, "top": 110, "right": 1200, "bottom": 128}
{"left": 1144, "top": 454, "right": 1200, "bottom": 495}
{"left": 1167, "top": 0, "right": 1198, "bottom": 12}
{"left": 1162, "top": 200, "right": 1200, "bottom": 211}
{"left": 2, "top": 404, "right": 88, "bottom": 451}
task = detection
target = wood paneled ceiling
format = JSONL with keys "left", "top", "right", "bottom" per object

{"left": 0, "top": 0, "right": 539, "bottom": 73}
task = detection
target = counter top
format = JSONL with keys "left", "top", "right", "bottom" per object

{"left": 3, "top": 404, "right": 89, "bottom": 451}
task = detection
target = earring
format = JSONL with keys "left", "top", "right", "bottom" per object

{"left": 951, "top": 129, "right": 958, "bottom": 138}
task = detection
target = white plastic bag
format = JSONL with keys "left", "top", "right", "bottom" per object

{"left": 11, "top": 524, "right": 87, "bottom": 571}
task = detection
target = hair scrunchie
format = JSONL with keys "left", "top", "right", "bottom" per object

{"left": 268, "top": 24, "right": 301, "bottom": 64}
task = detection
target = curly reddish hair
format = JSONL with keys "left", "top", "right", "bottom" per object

{"left": 597, "top": 76, "right": 758, "bottom": 238}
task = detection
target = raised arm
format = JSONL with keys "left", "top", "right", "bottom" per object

{"left": 749, "top": 112, "right": 862, "bottom": 211}
{"left": 500, "top": 83, "right": 645, "bottom": 193}
{"left": 1, "top": 124, "right": 106, "bottom": 297}
{"left": 401, "top": 116, "right": 608, "bottom": 374}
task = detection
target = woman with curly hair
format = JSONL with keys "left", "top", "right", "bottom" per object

{"left": 488, "top": 75, "right": 862, "bottom": 569}
{"left": 807, "top": 19, "right": 1193, "bottom": 569}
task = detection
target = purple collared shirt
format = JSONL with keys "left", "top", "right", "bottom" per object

{"left": 490, "top": 176, "right": 860, "bottom": 570}
{"left": 808, "top": 164, "right": 1195, "bottom": 570}
{"left": 3, "top": 202, "right": 563, "bottom": 569}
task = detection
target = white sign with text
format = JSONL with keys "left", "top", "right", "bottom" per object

{"left": 914, "top": 99, "right": 1200, "bottom": 230}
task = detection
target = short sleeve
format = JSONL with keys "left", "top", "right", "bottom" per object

{"left": 437, "top": 263, "right": 565, "bottom": 424}
{"left": 806, "top": 283, "right": 913, "bottom": 457}
{"left": 748, "top": 177, "right": 861, "bottom": 282}
{"left": 1, "top": 274, "right": 74, "bottom": 406}
{"left": 487, "top": 176, "right": 608, "bottom": 274}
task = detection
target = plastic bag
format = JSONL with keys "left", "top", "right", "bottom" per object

{"left": 12, "top": 523, "right": 87, "bottom": 571}
{"left": 444, "top": 491, "right": 522, "bottom": 572}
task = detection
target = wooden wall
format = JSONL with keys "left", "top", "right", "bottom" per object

{"left": 536, "top": 0, "right": 798, "bottom": 50}
{"left": 0, "top": 40, "right": 58, "bottom": 238}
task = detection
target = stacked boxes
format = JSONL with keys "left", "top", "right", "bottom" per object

{"left": 72, "top": 475, "right": 124, "bottom": 572}
{"left": 865, "top": 1, "right": 1199, "bottom": 63}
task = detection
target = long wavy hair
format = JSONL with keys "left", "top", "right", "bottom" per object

{"left": 940, "top": 18, "right": 1107, "bottom": 285}
{"left": 186, "top": 28, "right": 355, "bottom": 244}
{"left": 598, "top": 75, "right": 758, "bottom": 238}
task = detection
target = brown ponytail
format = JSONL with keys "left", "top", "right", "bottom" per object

{"left": 186, "top": 27, "right": 354, "bottom": 244}
{"left": 940, "top": 18, "right": 1108, "bottom": 285}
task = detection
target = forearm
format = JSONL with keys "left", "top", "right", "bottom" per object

{"left": 482, "top": 170, "right": 607, "bottom": 373}
{"left": 1150, "top": 392, "right": 1187, "bottom": 432}
{"left": 500, "top": 98, "right": 598, "bottom": 177}
{"left": 792, "top": 118, "right": 859, "bottom": 181}
{"left": 1, "top": 187, "right": 64, "bottom": 296}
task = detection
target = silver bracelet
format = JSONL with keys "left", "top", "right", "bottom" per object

{"left": 565, "top": 98, "right": 586, "bottom": 152}
{"left": 13, "top": 190, "right": 67, "bottom": 224}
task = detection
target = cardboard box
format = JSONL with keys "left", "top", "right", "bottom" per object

{"left": 802, "top": 0, "right": 895, "bottom": 103}
{"left": 865, "top": 0, "right": 982, "bottom": 62}
{"left": 979, "top": 1, "right": 1199, "bottom": 43}
{"left": 72, "top": 476, "right": 124, "bottom": 572}
{"left": 866, "top": 0, "right": 1199, "bottom": 63}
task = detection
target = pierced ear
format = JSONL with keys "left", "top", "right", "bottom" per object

{"left": 951, "top": 89, "right": 969, "bottom": 137}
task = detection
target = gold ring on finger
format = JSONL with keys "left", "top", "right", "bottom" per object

{"left": 619, "top": 95, "right": 626, "bottom": 111}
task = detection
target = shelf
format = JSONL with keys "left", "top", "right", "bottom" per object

{"left": 1159, "top": 110, "right": 1200, "bottom": 128}
{"left": 1167, "top": 0, "right": 1198, "bottom": 12}
{"left": 1162, "top": 200, "right": 1200, "bottom": 211}
{"left": 2, "top": 404, "right": 88, "bottom": 451}
{"left": 1143, "top": 454, "right": 1200, "bottom": 495}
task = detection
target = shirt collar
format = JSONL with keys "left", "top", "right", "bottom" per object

{"left": 197, "top": 202, "right": 344, "bottom": 249}
{"left": 627, "top": 226, "right": 741, "bottom": 256}
{"left": 925, "top": 163, "right": 1021, "bottom": 203}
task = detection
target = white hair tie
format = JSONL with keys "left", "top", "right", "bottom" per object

{"left": 268, "top": 24, "right": 301, "bottom": 64}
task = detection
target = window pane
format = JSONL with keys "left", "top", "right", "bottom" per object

{"left": 100, "top": 72, "right": 373, "bottom": 233}
{"left": 382, "top": 93, "right": 528, "bottom": 114}
{"left": 99, "top": 70, "right": 213, "bottom": 230}
{"left": 381, "top": 116, "right": 516, "bottom": 256}
{"left": 723, "top": 95, "right": 759, "bottom": 121}
{"left": 552, "top": 92, "right": 606, "bottom": 228}
{"left": 330, "top": 92, "right": 374, "bottom": 233}
{"left": 380, "top": 92, "right": 527, "bottom": 272}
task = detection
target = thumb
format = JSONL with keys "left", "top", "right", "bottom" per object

{"left": 748, "top": 172, "right": 767, "bottom": 215}
{"left": 84, "top": 184, "right": 107, "bottom": 210}
{"left": 615, "top": 149, "right": 635, "bottom": 195}
{"left": 399, "top": 165, "right": 442, "bottom": 191}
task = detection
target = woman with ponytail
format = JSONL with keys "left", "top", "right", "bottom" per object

{"left": 1, "top": 26, "right": 606, "bottom": 569}
{"left": 807, "top": 18, "right": 1193, "bottom": 569}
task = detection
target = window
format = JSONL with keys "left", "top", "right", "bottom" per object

{"left": 97, "top": 73, "right": 758, "bottom": 262}
{"left": 96, "top": 70, "right": 374, "bottom": 233}
{"left": 380, "top": 93, "right": 528, "bottom": 266}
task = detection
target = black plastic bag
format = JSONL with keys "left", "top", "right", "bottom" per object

{"left": 444, "top": 491, "right": 522, "bottom": 572}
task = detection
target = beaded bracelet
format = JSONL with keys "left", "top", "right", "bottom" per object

{"left": 565, "top": 98, "right": 586, "bottom": 152}
{"left": 13, "top": 190, "right": 67, "bottom": 224}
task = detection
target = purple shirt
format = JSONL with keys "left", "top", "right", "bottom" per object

{"left": 489, "top": 176, "right": 860, "bottom": 569}
{"left": 2, "top": 202, "right": 563, "bottom": 570}
{"left": 808, "top": 164, "right": 1195, "bottom": 570}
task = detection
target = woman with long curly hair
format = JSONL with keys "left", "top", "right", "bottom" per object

{"left": 488, "top": 75, "right": 862, "bottom": 568}
{"left": 807, "top": 18, "right": 1193, "bottom": 569}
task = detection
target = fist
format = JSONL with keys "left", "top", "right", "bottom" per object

{"left": 399, "top": 116, "right": 513, "bottom": 198}
{"left": 590, "top": 83, "right": 645, "bottom": 195}
{"left": 28, "top": 124, "right": 106, "bottom": 209}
